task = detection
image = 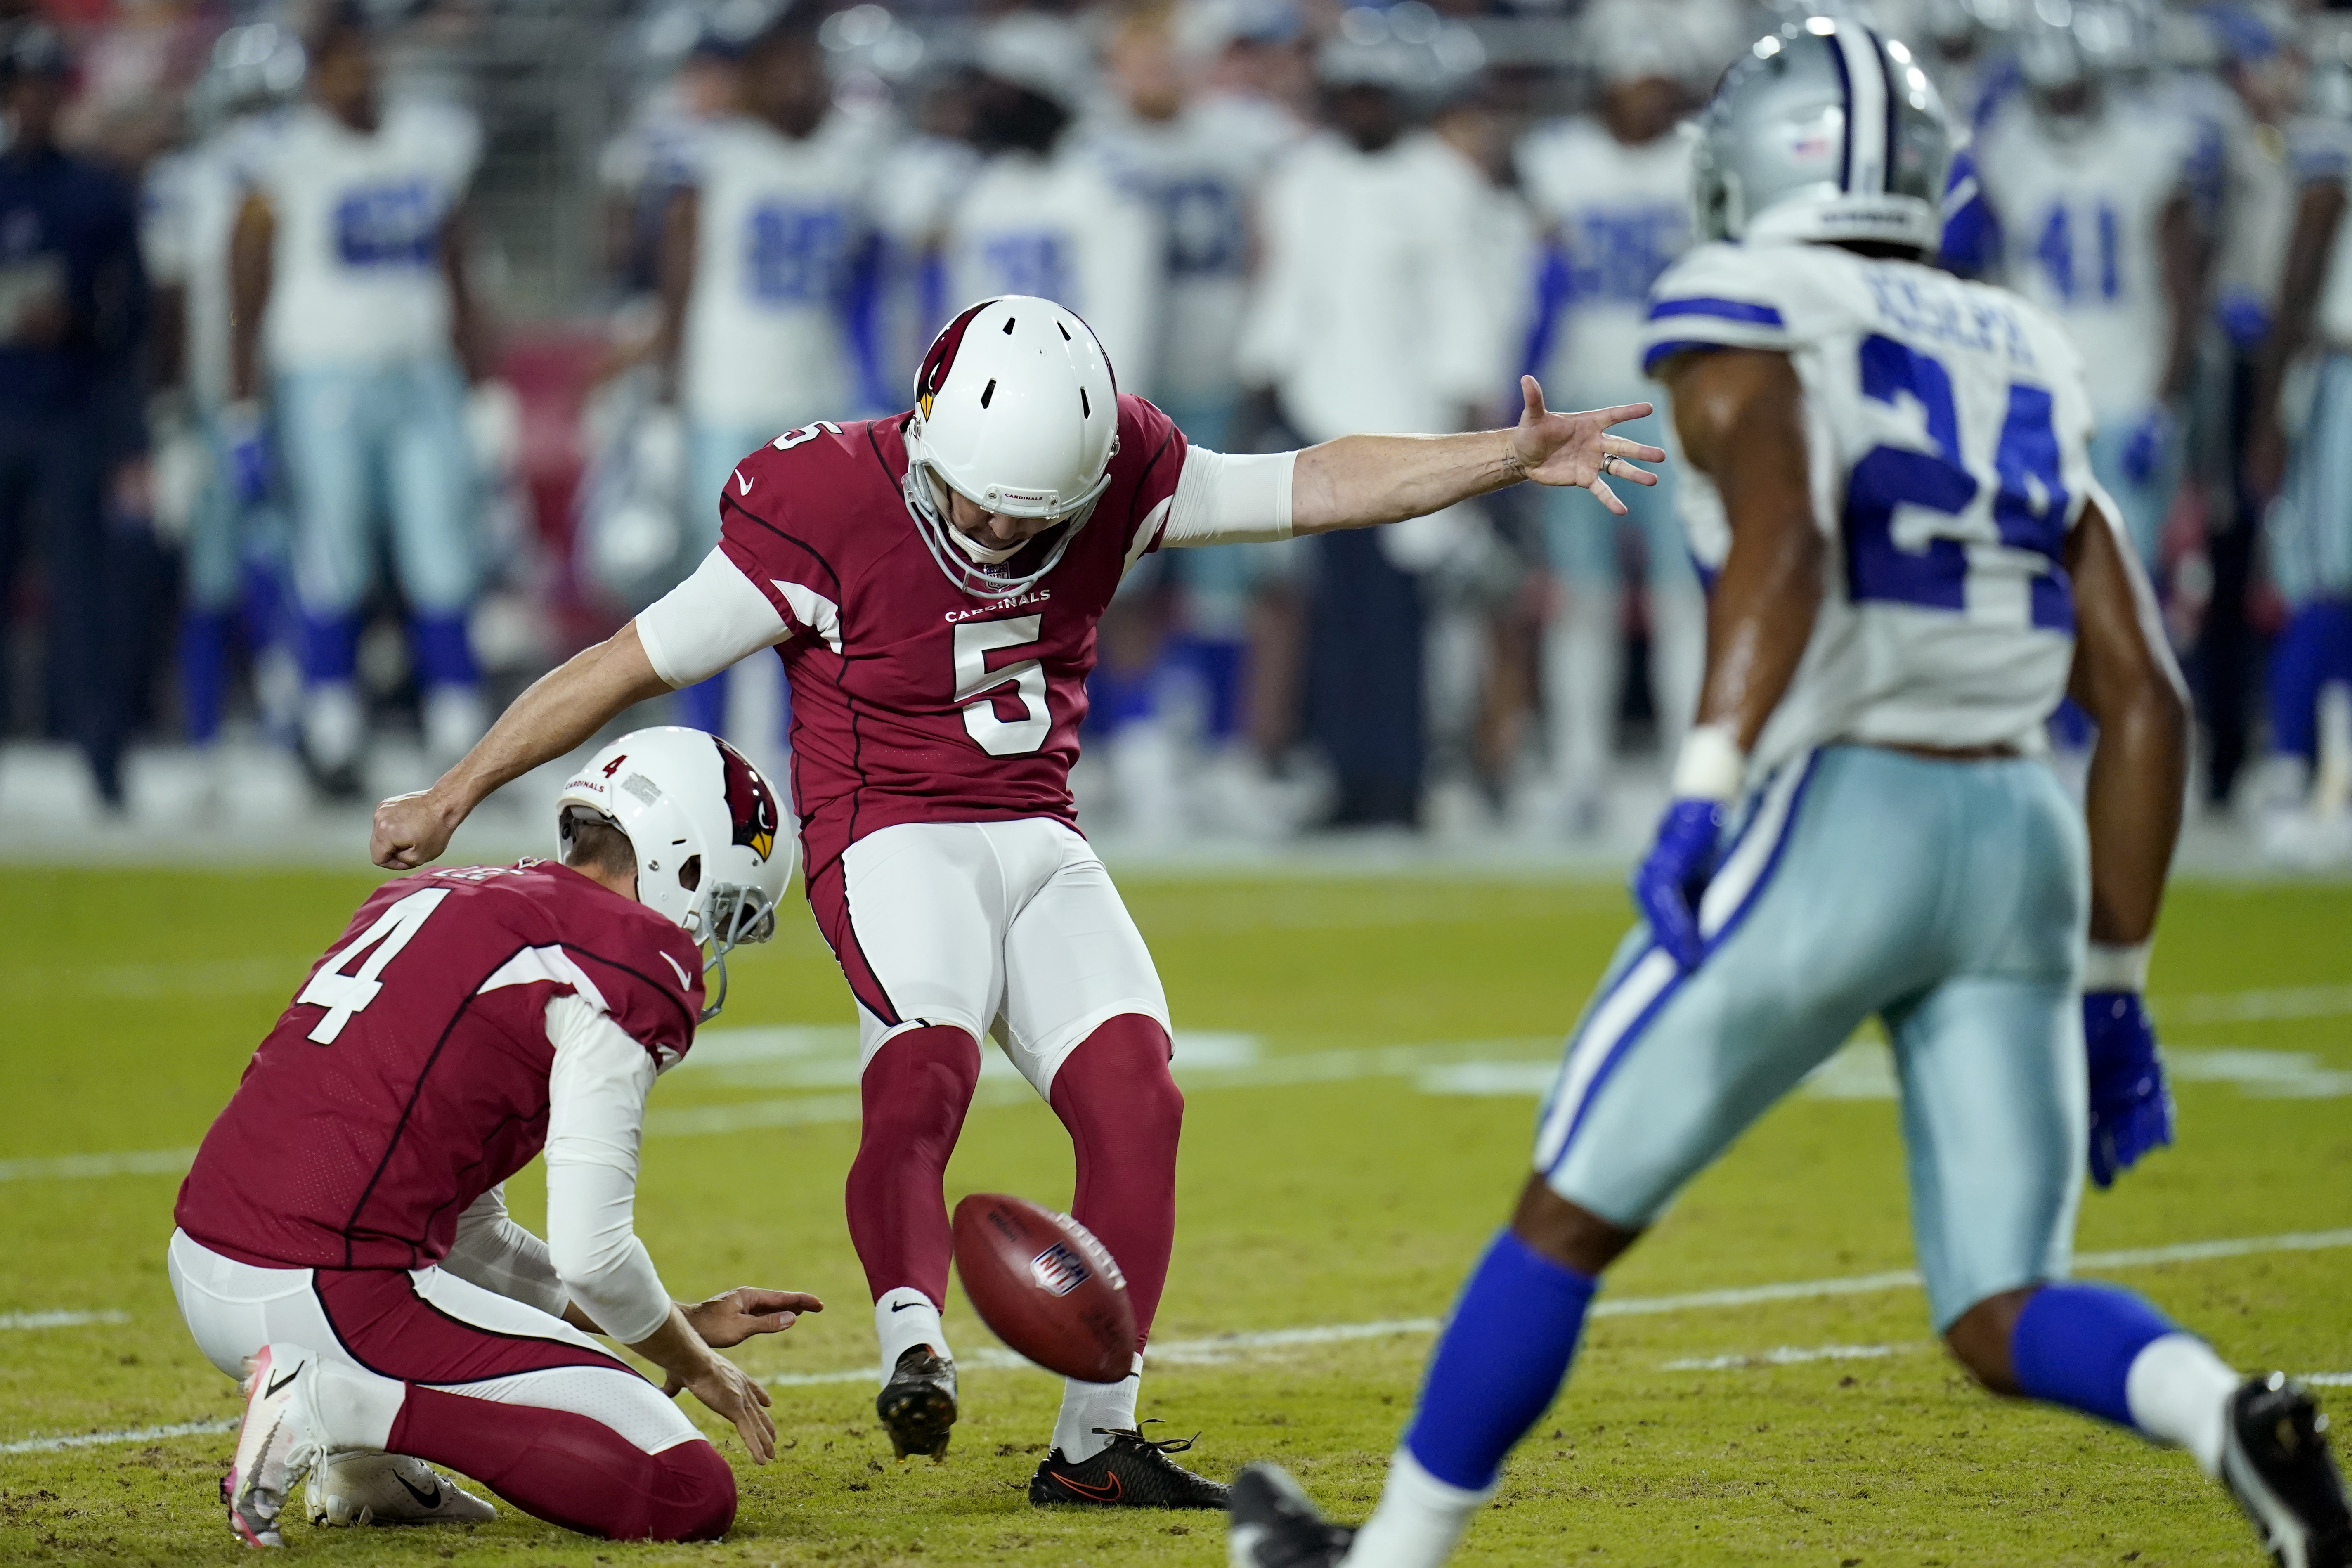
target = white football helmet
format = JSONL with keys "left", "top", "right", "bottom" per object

{"left": 553, "top": 726, "right": 793, "bottom": 1021}
{"left": 902, "top": 296, "right": 1119, "bottom": 601}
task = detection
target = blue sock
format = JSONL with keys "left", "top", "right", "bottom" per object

{"left": 409, "top": 612, "right": 478, "bottom": 689}
{"left": 180, "top": 608, "right": 233, "bottom": 745}
{"left": 1401, "top": 1230, "right": 1598, "bottom": 1491}
{"left": 2009, "top": 1281, "right": 2179, "bottom": 1428}
{"left": 301, "top": 612, "right": 362, "bottom": 685}
{"left": 677, "top": 668, "right": 729, "bottom": 735}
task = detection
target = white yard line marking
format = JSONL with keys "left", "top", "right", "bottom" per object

{"left": 2156, "top": 984, "right": 2352, "bottom": 1024}
{"left": 2307, "top": 1374, "right": 2352, "bottom": 1388}
{"left": 0, "top": 1310, "right": 128, "bottom": 1331}
{"left": 0, "top": 1148, "right": 197, "bottom": 1183}
{"left": 0, "top": 1418, "right": 236, "bottom": 1456}
{"left": 1662, "top": 1343, "right": 1907, "bottom": 1372}
{"left": 747, "top": 1228, "right": 2352, "bottom": 1389}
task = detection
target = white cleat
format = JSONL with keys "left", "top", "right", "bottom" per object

{"left": 305, "top": 1452, "right": 496, "bottom": 1527}
{"left": 223, "top": 1343, "right": 326, "bottom": 1548}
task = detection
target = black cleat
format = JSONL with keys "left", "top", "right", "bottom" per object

{"left": 2222, "top": 1374, "right": 2352, "bottom": 1568}
{"left": 876, "top": 1346, "right": 957, "bottom": 1460}
{"left": 1029, "top": 1423, "right": 1231, "bottom": 1509}
{"left": 1228, "top": 1463, "right": 1357, "bottom": 1567}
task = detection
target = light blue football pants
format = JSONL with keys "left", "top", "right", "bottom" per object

{"left": 279, "top": 357, "right": 478, "bottom": 616}
{"left": 1535, "top": 745, "right": 2090, "bottom": 1332}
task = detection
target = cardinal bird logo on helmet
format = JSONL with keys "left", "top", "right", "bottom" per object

{"left": 714, "top": 737, "right": 779, "bottom": 861}
{"left": 914, "top": 299, "right": 993, "bottom": 420}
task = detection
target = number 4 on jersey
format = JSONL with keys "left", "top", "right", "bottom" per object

{"left": 296, "top": 887, "right": 451, "bottom": 1044}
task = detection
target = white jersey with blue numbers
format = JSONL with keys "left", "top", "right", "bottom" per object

{"left": 943, "top": 147, "right": 1161, "bottom": 396}
{"left": 1078, "top": 95, "right": 1297, "bottom": 401}
{"left": 1517, "top": 117, "right": 1692, "bottom": 408}
{"left": 681, "top": 111, "right": 885, "bottom": 428}
{"left": 1641, "top": 242, "right": 2101, "bottom": 776}
{"left": 1971, "top": 97, "right": 2199, "bottom": 419}
{"left": 249, "top": 99, "right": 481, "bottom": 371}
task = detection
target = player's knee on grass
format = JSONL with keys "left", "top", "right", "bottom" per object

{"left": 1942, "top": 1285, "right": 2040, "bottom": 1396}
{"left": 1509, "top": 1175, "right": 1641, "bottom": 1277}
{"left": 645, "top": 1440, "right": 737, "bottom": 1542}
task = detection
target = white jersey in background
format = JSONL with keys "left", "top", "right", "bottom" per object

{"left": 143, "top": 117, "right": 270, "bottom": 408}
{"left": 1078, "top": 94, "right": 1296, "bottom": 404}
{"left": 246, "top": 98, "right": 481, "bottom": 370}
{"left": 1640, "top": 243, "right": 2101, "bottom": 775}
{"left": 1971, "top": 97, "right": 2197, "bottom": 419}
{"left": 942, "top": 147, "right": 1161, "bottom": 395}
{"left": 1236, "top": 129, "right": 1496, "bottom": 442}
{"left": 681, "top": 111, "right": 887, "bottom": 430}
{"left": 1518, "top": 116, "right": 1693, "bottom": 407}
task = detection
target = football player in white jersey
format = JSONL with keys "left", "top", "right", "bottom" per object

{"left": 1078, "top": 12, "right": 1304, "bottom": 832}
{"left": 655, "top": 10, "right": 888, "bottom": 738}
{"left": 1517, "top": 5, "right": 1705, "bottom": 832}
{"left": 1232, "top": 21, "right": 2352, "bottom": 1568}
{"left": 230, "top": 8, "right": 490, "bottom": 795}
{"left": 943, "top": 14, "right": 1161, "bottom": 393}
{"left": 1971, "top": 13, "right": 2210, "bottom": 573}
{"left": 143, "top": 24, "right": 302, "bottom": 762}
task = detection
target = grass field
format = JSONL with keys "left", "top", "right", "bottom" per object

{"left": 2, "top": 865, "right": 2348, "bottom": 1567}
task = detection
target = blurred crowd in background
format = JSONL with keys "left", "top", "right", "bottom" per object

{"left": 7, "top": 0, "right": 2352, "bottom": 857}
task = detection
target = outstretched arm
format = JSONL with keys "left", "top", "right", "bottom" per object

{"left": 371, "top": 623, "right": 670, "bottom": 868}
{"left": 1289, "top": 376, "right": 1662, "bottom": 534}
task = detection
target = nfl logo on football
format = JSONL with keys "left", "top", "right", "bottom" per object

{"left": 1028, "top": 1242, "right": 1092, "bottom": 1298}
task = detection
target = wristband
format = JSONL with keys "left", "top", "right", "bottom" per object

{"left": 2082, "top": 940, "right": 2151, "bottom": 993}
{"left": 1670, "top": 723, "right": 1747, "bottom": 803}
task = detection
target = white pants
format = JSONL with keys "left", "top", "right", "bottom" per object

{"left": 830, "top": 818, "right": 1170, "bottom": 1095}
{"left": 167, "top": 1230, "right": 699, "bottom": 1455}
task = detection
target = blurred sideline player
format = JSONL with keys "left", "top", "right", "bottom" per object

{"left": 1080, "top": 12, "right": 1300, "bottom": 830}
{"left": 1233, "top": 21, "right": 2352, "bottom": 1568}
{"left": 655, "top": 8, "right": 885, "bottom": 743}
{"left": 144, "top": 24, "right": 303, "bottom": 762}
{"left": 1236, "top": 32, "right": 1504, "bottom": 826}
{"left": 1971, "top": 10, "right": 2211, "bottom": 573}
{"left": 368, "top": 295, "right": 1662, "bottom": 1504}
{"left": 1517, "top": 4, "right": 1704, "bottom": 835}
{"left": 946, "top": 15, "right": 1161, "bottom": 390}
{"left": 231, "top": 7, "right": 492, "bottom": 795}
{"left": 173, "top": 727, "right": 810, "bottom": 1546}
{"left": 2247, "top": 26, "right": 2352, "bottom": 857}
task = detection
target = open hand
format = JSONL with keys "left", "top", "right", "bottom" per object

{"left": 681, "top": 1352, "right": 778, "bottom": 1463}
{"left": 684, "top": 1287, "right": 823, "bottom": 1350}
{"left": 1509, "top": 376, "right": 1666, "bottom": 516}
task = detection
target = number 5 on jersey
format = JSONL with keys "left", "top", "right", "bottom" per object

{"left": 297, "top": 887, "right": 450, "bottom": 1043}
{"left": 954, "top": 616, "right": 1049, "bottom": 757}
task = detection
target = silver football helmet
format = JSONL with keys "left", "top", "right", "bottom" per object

{"left": 1692, "top": 17, "right": 1952, "bottom": 255}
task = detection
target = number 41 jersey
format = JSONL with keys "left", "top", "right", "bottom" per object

{"left": 1640, "top": 240, "right": 2102, "bottom": 776}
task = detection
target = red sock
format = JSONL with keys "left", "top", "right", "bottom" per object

{"left": 386, "top": 1386, "right": 735, "bottom": 1541}
{"left": 1050, "top": 1015, "right": 1183, "bottom": 1343}
{"left": 844, "top": 1025, "right": 982, "bottom": 1305}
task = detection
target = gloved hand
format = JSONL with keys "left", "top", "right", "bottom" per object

{"left": 2084, "top": 989, "right": 2174, "bottom": 1188}
{"left": 221, "top": 400, "right": 272, "bottom": 507}
{"left": 2120, "top": 404, "right": 2175, "bottom": 489}
{"left": 1633, "top": 797, "right": 1726, "bottom": 970}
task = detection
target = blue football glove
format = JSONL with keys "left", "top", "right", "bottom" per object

{"left": 2084, "top": 990, "right": 2174, "bottom": 1189}
{"left": 221, "top": 402, "right": 272, "bottom": 507}
{"left": 1633, "top": 798, "right": 1725, "bottom": 971}
{"left": 2120, "top": 405, "right": 2175, "bottom": 488}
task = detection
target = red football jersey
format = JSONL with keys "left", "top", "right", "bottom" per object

{"left": 175, "top": 861, "right": 704, "bottom": 1272}
{"left": 714, "top": 394, "right": 1188, "bottom": 894}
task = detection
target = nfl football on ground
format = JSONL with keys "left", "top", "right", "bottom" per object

{"left": 951, "top": 1193, "right": 1135, "bottom": 1384}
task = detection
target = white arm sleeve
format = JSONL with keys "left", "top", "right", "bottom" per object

{"left": 441, "top": 1184, "right": 572, "bottom": 1320}
{"left": 543, "top": 992, "right": 673, "bottom": 1345}
{"left": 1159, "top": 447, "right": 1298, "bottom": 547}
{"left": 633, "top": 548, "right": 790, "bottom": 690}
